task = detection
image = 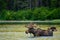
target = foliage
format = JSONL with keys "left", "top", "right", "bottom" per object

{"left": 0, "top": 0, "right": 60, "bottom": 20}
{"left": 0, "top": 7, "right": 60, "bottom": 20}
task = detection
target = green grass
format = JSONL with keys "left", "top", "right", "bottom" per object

{"left": 0, "top": 24, "right": 60, "bottom": 32}
{"left": 0, "top": 24, "right": 27, "bottom": 32}
{"left": 0, "top": 24, "right": 60, "bottom": 40}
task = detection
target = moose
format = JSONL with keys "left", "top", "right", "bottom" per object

{"left": 25, "top": 23, "right": 57, "bottom": 37}
{"left": 25, "top": 28, "right": 53, "bottom": 37}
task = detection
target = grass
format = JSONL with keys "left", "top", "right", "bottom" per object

{"left": 0, "top": 24, "right": 60, "bottom": 32}
{"left": 0, "top": 24, "right": 27, "bottom": 32}
{"left": 0, "top": 24, "right": 60, "bottom": 40}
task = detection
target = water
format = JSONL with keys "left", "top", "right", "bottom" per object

{"left": 0, "top": 32, "right": 60, "bottom": 40}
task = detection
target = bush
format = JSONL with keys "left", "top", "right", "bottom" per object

{"left": 0, "top": 7, "right": 60, "bottom": 20}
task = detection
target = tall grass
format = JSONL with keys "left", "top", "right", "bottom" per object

{"left": 0, "top": 24, "right": 60, "bottom": 32}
